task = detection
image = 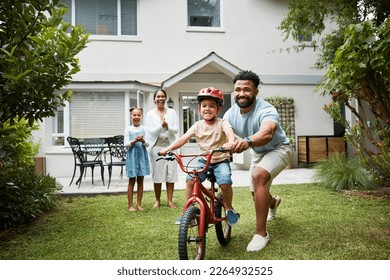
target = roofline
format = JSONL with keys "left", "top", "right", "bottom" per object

{"left": 64, "top": 80, "right": 160, "bottom": 91}
{"left": 161, "top": 52, "right": 241, "bottom": 88}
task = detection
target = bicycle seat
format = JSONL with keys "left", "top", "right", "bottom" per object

{"left": 206, "top": 170, "right": 216, "bottom": 183}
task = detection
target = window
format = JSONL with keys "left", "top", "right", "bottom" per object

{"left": 297, "top": 22, "right": 313, "bottom": 42}
{"left": 188, "top": 0, "right": 221, "bottom": 27}
{"left": 129, "top": 90, "right": 144, "bottom": 108}
{"left": 298, "top": 33, "right": 312, "bottom": 42}
{"left": 69, "top": 92, "right": 126, "bottom": 139}
{"left": 52, "top": 107, "right": 65, "bottom": 146}
{"left": 62, "top": 0, "right": 138, "bottom": 36}
{"left": 51, "top": 90, "right": 145, "bottom": 145}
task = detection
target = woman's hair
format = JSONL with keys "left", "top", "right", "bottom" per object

{"left": 233, "top": 70, "right": 262, "bottom": 89}
{"left": 129, "top": 107, "right": 143, "bottom": 115}
{"left": 153, "top": 88, "right": 167, "bottom": 100}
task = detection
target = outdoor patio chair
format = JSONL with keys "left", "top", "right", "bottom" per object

{"left": 106, "top": 135, "right": 127, "bottom": 188}
{"left": 67, "top": 136, "right": 105, "bottom": 187}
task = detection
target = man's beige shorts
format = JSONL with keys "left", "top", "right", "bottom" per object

{"left": 248, "top": 144, "right": 292, "bottom": 192}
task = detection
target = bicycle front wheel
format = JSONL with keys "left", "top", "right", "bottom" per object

{"left": 178, "top": 206, "right": 206, "bottom": 260}
{"left": 214, "top": 193, "right": 231, "bottom": 245}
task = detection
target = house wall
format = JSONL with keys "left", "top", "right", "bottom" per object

{"left": 73, "top": 0, "right": 319, "bottom": 82}
{"left": 34, "top": 0, "right": 336, "bottom": 178}
{"left": 164, "top": 81, "right": 333, "bottom": 168}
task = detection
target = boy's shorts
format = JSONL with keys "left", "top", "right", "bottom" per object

{"left": 186, "top": 159, "right": 233, "bottom": 186}
{"left": 249, "top": 144, "right": 292, "bottom": 192}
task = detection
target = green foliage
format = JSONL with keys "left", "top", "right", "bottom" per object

{"left": 0, "top": 167, "right": 58, "bottom": 230}
{"left": 314, "top": 153, "right": 373, "bottom": 191}
{"left": 0, "top": 119, "right": 39, "bottom": 169}
{"left": 322, "top": 20, "right": 390, "bottom": 109}
{"left": 278, "top": 0, "right": 389, "bottom": 69}
{"left": 364, "top": 145, "right": 390, "bottom": 187}
{"left": 0, "top": 0, "right": 89, "bottom": 127}
{"left": 0, "top": 119, "right": 58, "bottom": 230}
{"left": 321, "top": 19, "right": 390, "bottom": 186}
{"left": 264, "top": 97, "right": 295, "bottom": 146}
{"left": 0, "top": 0, "right": 85, "bottom": 231}
{"left": 279, "top": 1, "right": 390, "bottom": 187}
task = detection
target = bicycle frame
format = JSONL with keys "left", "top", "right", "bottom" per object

{"left": 183, "top": 174, "right": 224, "bottom": 233}
{"left": 159, "top": 148, "right": 228, "bottom": 235}
{"left": 158, "top": 147, "right": 232, "bottom": 260}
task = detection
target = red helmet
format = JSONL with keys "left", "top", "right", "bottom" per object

{"left": 197, "top": 87, "right": 224, "bottom": 106}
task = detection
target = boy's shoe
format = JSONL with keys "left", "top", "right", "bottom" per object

{"left": 246, "top": 232, "right": 269, "bottom": 252}
{"left": 267, "top": 196, "right": 281, "bottom": 221}
{"left": 175, "top": 215, "right": 183, "bottom": 225}
{"left": 226, "top": 209, "right": 240, "bottom": 227}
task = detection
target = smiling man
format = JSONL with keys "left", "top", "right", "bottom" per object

{"left": 224, "top": 70, "right": 292, "bottom": 252}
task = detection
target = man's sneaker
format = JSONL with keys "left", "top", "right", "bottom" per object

{"left": 175, "top": 215, "right": 183, "bottom": 225}
{"left": 226, "top": 209, "right": 240, "bottom": 226}
{"left": 267, "top": 196, "right": 281, "bottom": 221}
{"left": 246, "top": 232, "right": 269, "bottom": 252}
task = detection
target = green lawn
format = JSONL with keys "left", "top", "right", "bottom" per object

{"left": 1, "top": 183, "right": 389, "bottom": 260}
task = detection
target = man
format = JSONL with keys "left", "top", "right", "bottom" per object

{"left": 224, "top": 70, "right": 292, "bottom": 252}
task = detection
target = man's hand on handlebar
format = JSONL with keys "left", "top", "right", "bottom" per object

{"left": 230, "top": 138, "right": 250, "bottom": 153}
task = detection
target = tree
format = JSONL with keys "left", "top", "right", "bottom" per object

{"left": 0, "top": 0, "right": 89, "bottom": 127}
{"left": 0, "top": 0, "right": 88, "bottom": 229}
{"left": 279, "top": 0, "right": 390, "bottom": 186}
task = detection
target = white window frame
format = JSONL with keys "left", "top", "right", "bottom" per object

{"left": 64, "top": 0, "right": 140, "bottom": 41}
{"left": 51, "top": 90, "right": 144, "bottom": 147}
{"left": 186, "top": 0, "right": 225, "bottom": 33}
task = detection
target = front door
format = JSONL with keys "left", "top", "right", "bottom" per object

{"left": 179, "top": 93, "right": 201, "bottom": 165}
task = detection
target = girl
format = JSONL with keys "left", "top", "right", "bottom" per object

{"left": 124, "top": 107, "right": 150, "bottom": 211}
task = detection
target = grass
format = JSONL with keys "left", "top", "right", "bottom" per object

{"left": 0, "top": 184, "right": 389, "bottom": 260}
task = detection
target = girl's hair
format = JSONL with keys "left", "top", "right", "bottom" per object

{"left": 153, "top": 89, "right": 167, "bottom": 100}
{"left": 129, "top": 107, "right": 143, "bottom": 115}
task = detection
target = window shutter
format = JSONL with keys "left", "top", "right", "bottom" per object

{"left": 70, "top": 92, "right": 125, "bottom": 139}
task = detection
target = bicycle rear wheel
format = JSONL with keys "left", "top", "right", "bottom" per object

{"left": 214, "top": 193, "right": 231, "bottom": 245}
{"left": 178, "top": 206, "right": 206, "bottom": 260}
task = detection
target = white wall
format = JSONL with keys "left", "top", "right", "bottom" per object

{"left": 37, "top": 0, "right": 335, "bottom": 176}
{"left": 72, "top": 0, "right": 321, "bottom": 83}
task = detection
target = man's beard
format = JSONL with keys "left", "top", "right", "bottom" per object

{"left": 235, "top": 95, "right": 256, "bottom": 109}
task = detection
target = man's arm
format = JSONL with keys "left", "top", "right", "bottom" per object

{"left": 231, "top": 121, "right": 277, "bottom": 153}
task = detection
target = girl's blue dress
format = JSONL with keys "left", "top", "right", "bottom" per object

{"left": 126, "top": 128, "right": 150, "bottom": 178}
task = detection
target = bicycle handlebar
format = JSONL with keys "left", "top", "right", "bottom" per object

{"left": 157, "top": 147, "right": 231, "bottom": 175}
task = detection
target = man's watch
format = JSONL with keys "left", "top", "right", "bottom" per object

{"left": 244, "top": 136, "right": 252, "bottom": 146}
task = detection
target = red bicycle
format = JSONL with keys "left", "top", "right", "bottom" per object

{"left": 157, "top": 148, "right": 233, "bottom": 260}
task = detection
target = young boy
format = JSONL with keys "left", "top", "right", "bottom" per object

{"left": 159, "top": 87, "right": 240, "bottom": 226}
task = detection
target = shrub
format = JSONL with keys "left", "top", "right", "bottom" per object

{"left": 314, "top": 153, "right": 373, "bottom": 191}
{"left": 0, "top": 119, "right": 58, "bottom": 230}
{"left": 0, "top": 120, "right": 39, "bottom": 169}
{"left": 0, "top": 166, "right": 58, "bottom": 230}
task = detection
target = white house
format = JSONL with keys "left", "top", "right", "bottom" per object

{"left": 33, "top": 0, "right": 342, "bottom": 180}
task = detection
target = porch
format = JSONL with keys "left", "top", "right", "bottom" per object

{"left": 55, "top": 168, "right": 317, "bottom": 196}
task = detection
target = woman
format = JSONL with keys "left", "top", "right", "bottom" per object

{"left": 145, "top": 89, "right": 179, "bottom": 208}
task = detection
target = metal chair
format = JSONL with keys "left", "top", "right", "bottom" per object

{"left": 106, "top": 135, "right": 127, "bottom": 188}
{"left": 67, "top": 137, "right": 105, "bottom": 187}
